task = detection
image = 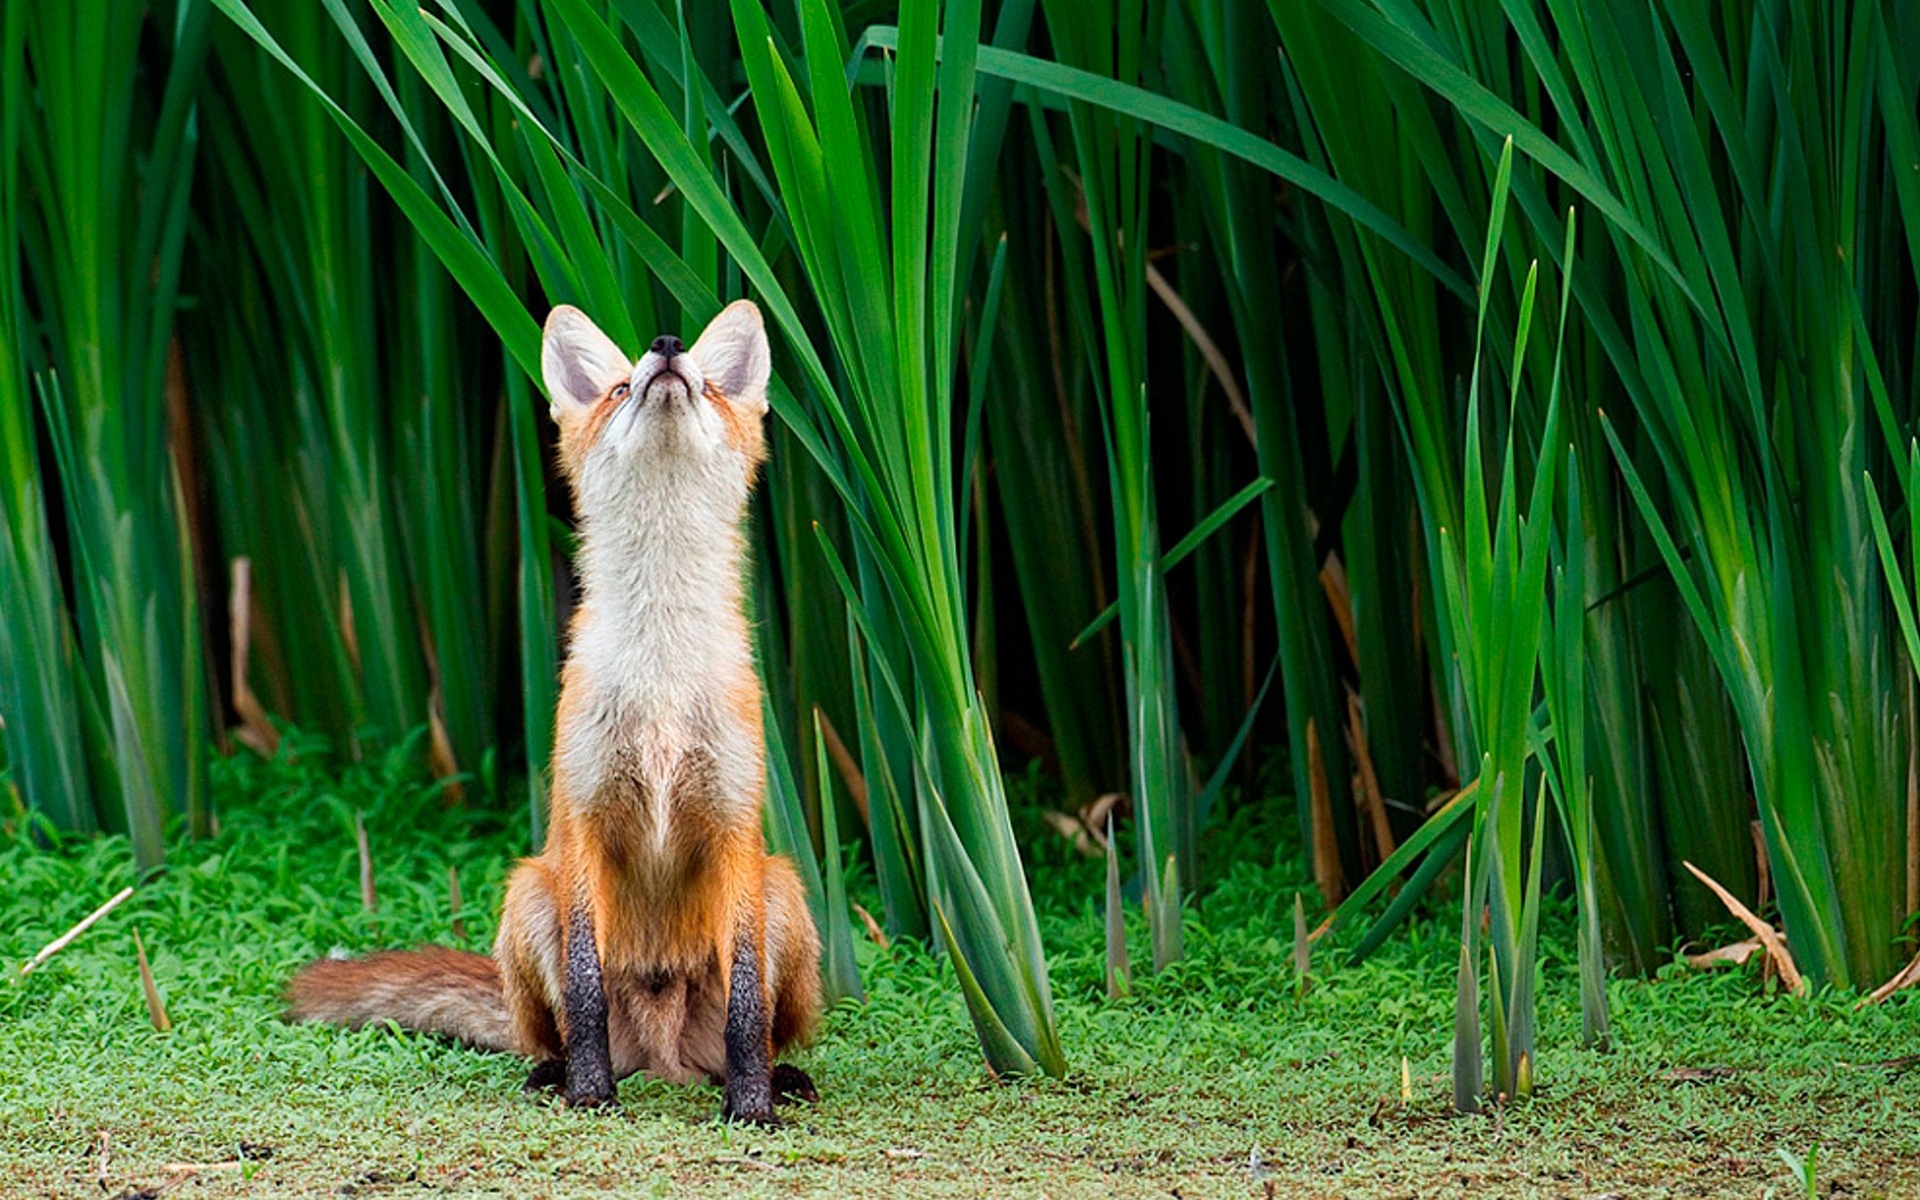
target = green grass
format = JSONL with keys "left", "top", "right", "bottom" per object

{"left": 5, "top": 740, "right": 1919, "bottom": 1199}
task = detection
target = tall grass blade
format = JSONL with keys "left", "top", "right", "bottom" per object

{"left": 20, "top": 0, "right": 214, "bottom": 860}
{"left": 0, "top": 0, "right": 91, "bottom": 834}
{"left": 1037, "top": 0, "right": 1193, "bottom": 965}
{"left": 1104, "top": 814, "right": 1129, "bottom": 998}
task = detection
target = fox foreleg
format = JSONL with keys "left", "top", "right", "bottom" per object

{"left": 720, "top": 912, "right": 776, "bottom": 1126}
{"left": 562, "top": 902, "right": 617, "bottom": 1108}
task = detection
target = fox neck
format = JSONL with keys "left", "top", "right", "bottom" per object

{"left": 569, "top": 457, "right": 753, "bottom": 711}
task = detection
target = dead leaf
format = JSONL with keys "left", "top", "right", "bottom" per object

{"left": 94, "top": 1130, "right": 111, "bottom": 1191}
{"left": 851, "top": 902, "right": 889, "bottom": 950}
{"left": 1041, "top": 810, "right": 1098, "bottom": 858}
{"left": 1664, "top": 1066, "right": 1739, "bottom": 1083}
{"left": 814, "top": 707, "right": 869, "bottom": 825}
{"left": 1308, "top": 720, "right": 1345, "bottom": 905}
{"left": 1082, "top": 792, "right": 1124, "bottom": 844}
{"left": 356, "top": 811, "right": 377, "bottom": 913}
{"left": 448, "top": 864, "right": 466, "bottom": 943}
{"left": 1345, "top": 689, "right": 1395, "bottom": 866}
{"left": 227, "top": 558, "right": 279, "bottom": 756}
{"left": 1319, "top": 551, "right": 1359, "bottom": 666}
{"left": 1681, "top": 861, "right": 1804, "bottom": 996}
{"left": 1749, "top": 821, "right": 1772, "bottom": 913}
{"left": 1861, "top": 949, "right": 1920, "bottom": 1007}
{"left": 1838, "top": 1055, "right": 1920, "bottom": 1075}
{"left": 426, "top": 684, "right": 462, "bottom": 795}
{"left": 1042, "top": 793, "right": 1128, "bottom": 858}
{"left": 134, "top": 926, "right": 171, "bottom": 1033}
{"left": 21, "top": 885, "right": 134, "bottom": 975}
{"left": 1685, "top": 939, "right": 1761, "bottom": 969}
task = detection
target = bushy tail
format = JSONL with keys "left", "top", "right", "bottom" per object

{"left": 285, "top": 947, "right": 519, "bottom": 1054}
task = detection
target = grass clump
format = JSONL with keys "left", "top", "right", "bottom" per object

{"left": 5, "top": 739, "right": 1919, "bottom": 1198}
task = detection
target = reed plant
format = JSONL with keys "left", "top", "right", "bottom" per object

{"left": 6, "top": 0, "right": 1917, "bottom": 1091}
{"left": 1312, "top": 0, "right": 1915, "bottom": 989}
{"left": 0, "top": 1, "right": 92, "bottom": 836}
{"left": 1035, "top": 0, "right": 1190, "bottom": 966}
{"left": 8, "top": 0, "right": 213, "bottom": 864}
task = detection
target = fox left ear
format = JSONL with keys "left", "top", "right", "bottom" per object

{"left": 688, "top": 299, "right": 770, "bottom": 416}
{"left": 542, "top": 305, "right": 630, "bottom": 423}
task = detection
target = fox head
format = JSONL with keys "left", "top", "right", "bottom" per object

{"left": 540, "top": 299, "right": 770, "bottom": 511}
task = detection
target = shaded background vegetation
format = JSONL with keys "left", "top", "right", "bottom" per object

{"left": 3, "top": 0, "right": 1918, "bottom": 1106}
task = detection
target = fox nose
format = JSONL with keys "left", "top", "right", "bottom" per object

{"left": 650, "top": 334, "right": 684, "bottom": 358}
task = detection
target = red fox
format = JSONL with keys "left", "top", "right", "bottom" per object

{"left": 287, "top": 300, "right": 822, "bottom": 1124}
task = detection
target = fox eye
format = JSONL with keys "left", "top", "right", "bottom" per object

{"left": 610, "top": 381, "right": 630, "bottom": 401}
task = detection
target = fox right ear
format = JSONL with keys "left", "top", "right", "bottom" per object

{"left": 542, "top": 306, "right": 631, "bottom": 421}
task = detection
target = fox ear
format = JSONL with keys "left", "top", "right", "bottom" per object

{"left": 542, "top": 305, "right": 630, "bottom": 422}
{"left": 688, "top": 299, "right": 770, "bottom": 415}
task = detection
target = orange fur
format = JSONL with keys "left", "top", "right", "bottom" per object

{"left": 285, "top": 947, "right": 514, "bottom": 1051}
{"left": 286, "top": 301, "right": 821, "bottom": 1104}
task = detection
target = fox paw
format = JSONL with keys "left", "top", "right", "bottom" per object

{"left": 563, "top": 1057, "right": 618, "bottom": 1110}
{"left": 720, "top": 1102, "right": 780, "bottom": 1129}
{"left": 771, "top": 1064, "right": 819, "bottom": 1105}
{"left": 721, "top": 1078, "right": 778, "bottom": 1127}
{"left": 524, "top": 1060, "right": 567, "bottom": 1095}
{"left": 565, "top": 1087, "right": 619, "bottom": 1111}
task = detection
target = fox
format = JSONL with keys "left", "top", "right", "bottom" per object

{"left": 286, "top": 299, "right": 822, "bottom": 1125}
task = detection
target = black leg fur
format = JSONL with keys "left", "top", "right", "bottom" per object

{"left": 721, "top": 929, "right": 775, "bottom": 1126}
{"left": 525, "top": 1059, "right": 567, "bottom": 1094}
{"left": 771, "top": 1064, "right": 818, "bottom": 1105}
{"left": 563, "top": 904, "right": 616, "bottom": 1108}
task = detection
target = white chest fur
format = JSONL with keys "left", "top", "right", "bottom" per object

{"left": 554, "top": 446, "right": 762, "bottom": 841}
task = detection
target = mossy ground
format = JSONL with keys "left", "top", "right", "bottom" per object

{"left": 5, "top": 737, "right": 1918, "bottom": 1198}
